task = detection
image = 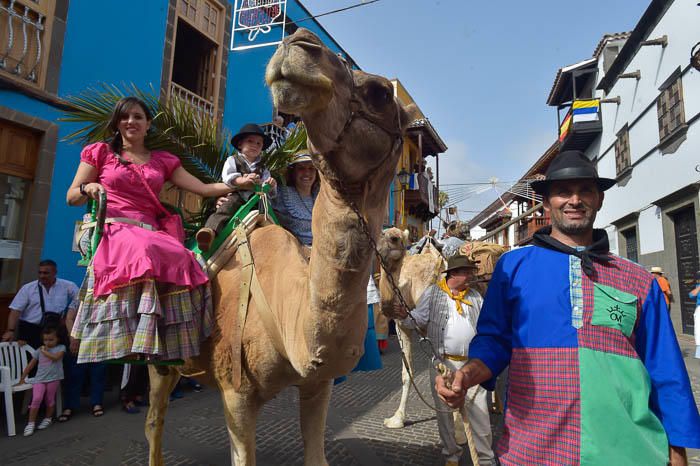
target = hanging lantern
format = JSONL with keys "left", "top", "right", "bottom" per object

{"left": 692, "top": 42, "right": 700, "bottom": 72}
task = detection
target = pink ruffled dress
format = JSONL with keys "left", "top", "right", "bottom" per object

{"left": 72, "top": 142, "right": 213, "bottom": 363}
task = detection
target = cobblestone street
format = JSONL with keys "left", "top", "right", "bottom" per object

{"left": 1, "top": 336, "right": 699, "bottom": 465}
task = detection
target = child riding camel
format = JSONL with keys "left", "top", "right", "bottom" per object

{"left": 196, "top": 123, "right": 277, "bottom": 251}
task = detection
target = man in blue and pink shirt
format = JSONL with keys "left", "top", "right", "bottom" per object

{"left": 436, "top": 151, "right": 700, "bottom": 465}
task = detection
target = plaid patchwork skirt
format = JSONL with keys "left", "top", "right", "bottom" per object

{"left": 72, "top": 268, "right": 214, "bottom": 363}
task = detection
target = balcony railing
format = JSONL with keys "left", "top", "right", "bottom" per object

{"left": 170, "top": 82, "right": 215, "bottom": 118}
{"left": 558, "top": 98, "right": 602, "bottom": 152}
{"left": 0, "top": 0, "right": 49, "bottom": 85}
{"left": 516, "top": 213, "right": 550, "bottom": 245}
{"left": 261, "top": 123, "right": 290, "bottom": 150}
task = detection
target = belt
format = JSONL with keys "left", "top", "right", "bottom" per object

{"left": 443, "top": 353, "right": 468, "bottom": 362}
{"left": 81, "top": 217, "right": 155, "bottom": 231}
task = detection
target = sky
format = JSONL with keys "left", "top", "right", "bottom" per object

{"left": 300, "top": 0, "right": 649, "bottom": 224}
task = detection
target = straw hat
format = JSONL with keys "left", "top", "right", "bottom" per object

{"left": 650, "top": 266, "right": 664, "bottom": 274}
{"left": 443, "top": 255, "right": 479, "bottom": 273}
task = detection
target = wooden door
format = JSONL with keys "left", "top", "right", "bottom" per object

{"left": 673, "top": 206, "right": 699, "bottom": 335}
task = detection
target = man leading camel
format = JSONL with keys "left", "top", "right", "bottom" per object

{"left": 435, "top": 151, "right": 700, "bottom": 465}
{"left": 396, "top": 254, "right": 495, "bottom": 466}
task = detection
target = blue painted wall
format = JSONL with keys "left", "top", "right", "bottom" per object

{"left": 2, "top": 0, "right": 356, "bottom": 286}
{"left": 2, "top": 0, "right": 169, "bottom": 285}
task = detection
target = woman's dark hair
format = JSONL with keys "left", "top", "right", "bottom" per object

{"left": 107, "top": 97, "right": 153, "bottom": 156}
{"left": 285, "top": 162, "right": 320, "bottom": 193}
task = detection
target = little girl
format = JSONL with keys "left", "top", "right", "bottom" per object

{"left": 18, "top": 326, "right": 66, "bottom": 436}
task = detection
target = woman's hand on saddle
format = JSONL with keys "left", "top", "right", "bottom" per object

{"left": 83, "top": 182, "right": 105, "bottom": 200}
{"left": 263, "top": 177, "right": 277, "bottom": 189}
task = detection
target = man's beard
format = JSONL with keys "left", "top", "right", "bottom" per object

{"left": 551, "top": 209, "right": 596, "bottom": 235}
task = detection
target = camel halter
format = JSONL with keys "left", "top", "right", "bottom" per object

{"left": 317, "top": 53, "right": 405, "bottom": 196}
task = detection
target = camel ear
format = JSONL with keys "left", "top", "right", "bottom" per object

{"left": 399, "top": 103, "right": 419, "bottom": 131}
{"left": 402, "top": 229, "right": 409, "bottom": 243}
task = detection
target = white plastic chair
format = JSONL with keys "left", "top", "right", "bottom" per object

{"left": 0, "top": 342, "right": 34, "bottom": 436}
{"left": 0, "top": 342, "right": 63, "bottom": 437}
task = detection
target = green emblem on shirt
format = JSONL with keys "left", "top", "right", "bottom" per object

{"left": 591, "top": 283, "right": 637, "bottom": 337}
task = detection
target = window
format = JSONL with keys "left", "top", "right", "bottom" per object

{"left": 603, "top": 45, "right": 619, "bottom": 74}
{"left": 169, "top": 0, "right": 225, "bottom": 118}
{"left": 621, "top": 228, "right": 638, "bottom": 263}
{"left": 657, "top": 71, "right": 686, "bottom": 143}
{"left": 0, "top": 120, "right": 39, "bottom": 294}
{"left": 0, "top": 0, "right": 56, "bottom": 89}
{"left": 614, "top": 125, "right": 631, "bottom": 176}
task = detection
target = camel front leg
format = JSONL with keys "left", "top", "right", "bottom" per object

{"left": 298, "top": 380, "right": 332, "bottom": 466}
{"left": 145, "top": 365, "right": 181, "bottom": 466}
{"left": 220, "top": 386, "right": 261, "bottom": 466}
{"left": 384, "top": 325, "right": 412, "bottom": 429}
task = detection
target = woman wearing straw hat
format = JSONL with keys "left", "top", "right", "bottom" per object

{"left": 650, "top": 266, "right": 673, "bottom": 310}
{"left": 271, "top": 152, "right": 319, "bottom": 247}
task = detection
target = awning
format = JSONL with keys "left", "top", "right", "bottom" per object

{"left": 547, "top": 58, "right": 598, "bottom": 106}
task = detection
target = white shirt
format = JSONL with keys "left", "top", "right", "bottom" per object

{"left": 443, "top": 301, "right": 477, "bottom": 357}
{"left": 9, "top": 278, "right": 80, "bottom": 325}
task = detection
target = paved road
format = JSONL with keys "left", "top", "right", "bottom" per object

{"left": 1, "top": 336, "right": 698, "bottom": 465}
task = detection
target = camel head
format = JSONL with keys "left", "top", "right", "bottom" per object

{"left": 377, "top": 227, "right": 409, "bottom": 269}
{"left": 266, "top": 28, "right": 416, "bottom": 186}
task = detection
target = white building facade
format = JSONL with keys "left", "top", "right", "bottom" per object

{"left": 582, "top": 0, "right": 699, "bottom": 336}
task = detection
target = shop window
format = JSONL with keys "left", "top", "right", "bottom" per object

{"left": 0, "top": 120, "right": 38, "bottom": 294}
{"left": 0, "top": 175, "right": 30, "bottom": 293}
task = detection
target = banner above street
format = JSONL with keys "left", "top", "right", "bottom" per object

{"left": 231, "top": 0, "right": 287, "bottom": 51}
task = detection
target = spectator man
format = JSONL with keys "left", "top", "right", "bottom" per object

{"left": 435, "top": 151, "right": 700, "bottom": 465}
{"left": 396, "top": 254, "right": 495, "bottom": 466}
{"left": 651, "top": 266, "right": 673, "bottom": 309}
{"left": 2, "top": 260, "right": 79, "bottom": 349}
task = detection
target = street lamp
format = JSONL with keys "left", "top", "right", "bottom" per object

{"left": 396, "top": 168, "right": 410, "bottom": 228}
{"left": 397, "top": 168, "right": 411, "bottom": 189}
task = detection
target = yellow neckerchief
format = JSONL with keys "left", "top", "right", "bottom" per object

{"left": 437, "top": 277, "right": 472, "bottom": 315}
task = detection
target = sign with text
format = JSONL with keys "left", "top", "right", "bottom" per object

{"left": 231, "top": 0, "right": 287, "bottom": 51}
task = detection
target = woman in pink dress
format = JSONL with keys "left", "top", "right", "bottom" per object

{"left": 66, "top": 97, "right": 233, "bottom": 363}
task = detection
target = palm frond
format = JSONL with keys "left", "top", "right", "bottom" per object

{"left": 262, "top": 124, "right": 308, "bottom": 183}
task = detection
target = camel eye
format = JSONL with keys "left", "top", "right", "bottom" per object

{"left": 367, "top": 83, "right": 392, "bottom": 108}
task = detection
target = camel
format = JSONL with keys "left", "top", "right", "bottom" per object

{"left": 376, "top": 228, "right": 448, "bottom": 430}
{"left": 377, "top": 229, "right": 508, "bottom": 433}
{"left": 142, "top": 28, "right": 416, "bottom": 466}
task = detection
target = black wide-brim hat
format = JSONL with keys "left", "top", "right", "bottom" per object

{"left": 530, "top": 150, "right": 617, "bottom": 195}
{"left": 231, "top": 123, "right": 272, "bottom": 151}
{"left": 443, "top": 254, "right": 479, "bottom": 273}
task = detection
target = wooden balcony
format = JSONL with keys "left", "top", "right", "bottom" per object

{"left": 516, "top": 214, "right": 550, "bottom": 245}
{"left": 0, "top": 0, "right": 55, "bottom": 87}
{"left": 170, "top": 82, "right": 215, "bottom": 118}
{"left": 558, "top": 99, "right": 602, "bottom": 152}
{"left": 404, "top": 172, "right": 439, "bottom": 220}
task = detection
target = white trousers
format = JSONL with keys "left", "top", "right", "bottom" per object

{"left": 430, "top": 359, "right": 496, "bottom": 465}
{"left": 694, "top": 305, "right": 700, "bottom": 349}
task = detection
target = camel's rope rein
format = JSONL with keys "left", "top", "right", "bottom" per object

{"left": 324, "top": 52, "right": 480, "bottom": 464}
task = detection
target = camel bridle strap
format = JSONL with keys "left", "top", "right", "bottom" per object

{"left": 231, "top": 226, "right": 288, "bottom": 391}
{"left": 319, "top": 56, "right": 404, "bottom": 198}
